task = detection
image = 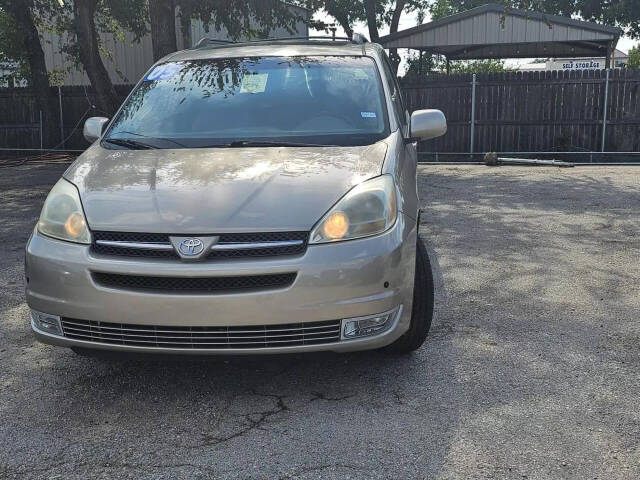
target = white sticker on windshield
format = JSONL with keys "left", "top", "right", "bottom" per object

{"left": 240, "top": 73, "right": 268, "bottom": 93}
{"left": 144, "top": 63, "right": 183, "bottom": 82}
{"left": 361, "top": 111, "right": 377, "bottom": 118}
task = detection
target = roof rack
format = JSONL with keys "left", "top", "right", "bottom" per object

{"left": 351, "top": 33, "right": 369, "bottom": 44}
{"left": 193, "top": 38, "right": 237, "bottom": 48}
{"left": 192, "top": 34, "right": 369, "bottom": 50}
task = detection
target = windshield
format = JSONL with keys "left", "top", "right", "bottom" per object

{"left": 103, "top": 56, "right": 390, "bottom": 149}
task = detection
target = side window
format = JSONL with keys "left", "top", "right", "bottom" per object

{"left": 381, "top": 55, "right": 407, "bottom": 129}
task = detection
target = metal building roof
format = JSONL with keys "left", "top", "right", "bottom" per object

{"left": 379, "top": 3, "right": 622, "bottom": 60}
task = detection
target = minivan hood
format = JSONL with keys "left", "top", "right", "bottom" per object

{"left": 65, "top": 142, "right": 387, "bottom": 233}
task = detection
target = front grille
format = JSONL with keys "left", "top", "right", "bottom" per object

{"left": 209, "top": 232, "right": 308, "bottom": 259}
{"left": 60, "top": 318, "right": 342, "bottom": 349}
{"left": 92, "top": 272, "right": 296, "bottom": 294}
{"left": 91, "top": 231, "right": 309, "bottom": 260}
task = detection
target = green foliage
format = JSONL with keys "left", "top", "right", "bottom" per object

{"left": 450, "top": 59, "right": 509, "bottom": 74}
{"left": 298, "top": 0, "right": 366, "bottom": 36}
{"left": 0, "top": 7, "right": 28, "bottom": 83}
{"left": 379, "top": 1, "right": 429, "bottom": 30}
{"left": 21, "top": 0, "right": 148, "bottom": 85}
{"left": 295, "top": 1, "right": 428, "bottom": 38}
{"left": 403, "top": 51, "right": 440, "bottom": 78}
{"left": 403, "top": 51, "right": 508, "bottom": 78}
{"left": 628, "top": 45, "right": 640, "bottom": 69}
{"left": 429, "top": 0, "right": 458, "bottom": 20}
{"left": 102, "top": 0, "right": 149, "bottom": 41}
{"left": 577, "top": 0, "right": 640, "bottom": 39}
{"left": 180, "top": 0, "right": 304, "bottom": 40}
{"left": 0, "top": 0, "right": 69, "bottom": 85}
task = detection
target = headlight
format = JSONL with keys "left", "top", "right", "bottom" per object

{"left": 37, "top": 178, "right": 91, "bottom": 244}
{"left": 310, "top": 175, "right": 397, "bottom": 244}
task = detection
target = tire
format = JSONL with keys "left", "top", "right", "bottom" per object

{"left": 385, "top": 235, "right": 434, "bottom": 353}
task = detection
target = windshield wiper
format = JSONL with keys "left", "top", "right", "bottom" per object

{"left": 103, "top": 138, "right": 157, "bottom": 150}
{"left": 224, "top": 140, "right": 338, "bottom": 148}
{"left": 106, "top": 131, "right": 188, "bottom": 149}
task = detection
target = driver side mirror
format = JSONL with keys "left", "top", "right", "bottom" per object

{"left": 83, "top": 117, "right": 109, "bottom": 143}
{"left": 409, "top": 109, "right": 447, "bottom": 141}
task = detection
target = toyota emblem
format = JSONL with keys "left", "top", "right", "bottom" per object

{"left": 178, "top": 238, "right": 205, "bottom": 256}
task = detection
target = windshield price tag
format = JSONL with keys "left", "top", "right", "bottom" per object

{"left": 240, "top": 73, "right": 269, "bottom": 93}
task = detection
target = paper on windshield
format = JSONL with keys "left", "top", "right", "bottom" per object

{"left": 144, "top": 63, "right": 183, "bottom": 82}
{"left": 240, "top": 73, "right": 268, "bottom": 93}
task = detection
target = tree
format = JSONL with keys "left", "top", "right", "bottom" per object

{"left": 368, "top": 0, "right": 419, "bottom": 70}
{"left": 450, "top": 59, "right": 508, "bottom": 74}
{"left": 44, "top": 0, "right": 149, "bottom": 115}
{"left": 577, "top": 0, "right": 640, "bottom": 39}
{"left": 403, "top": 51, "right": 441, "bottom": 78}
{"left": 149, "top": 0, "right": 176, "bottom": 61}
{"left": 428, "top": 0, "right": 458, "bottom": 20}
{"left": 300, "top": 1, "right": 427, "bottom": 71}
{"left": 177, "top": 1, "right": 193, "bottom": 48}
{"left": 57, "top": 0, "right": 302, "bottom": 114}
{"left": 364, "top": 0, "right": 380, "bottom": 42}
{"left": 403, "top": 52, "right": 508, "bottom": 78}
{"left": 152, "top": 0, "right": 305, "bottom": 59}
{"left": 628, "top": 45, "right": 640, "bottom": 69}
{"left": 0, "top": 7, "right": 29, "bottom": 85}
{"left": 300, "top": 1, "right": 420, "bottom": 42}
{"left": 0, "top": 0, "right": 60, "bottom": 146}
{"left": 72, "top": 0, "right": 121, "bottom": 114}
{"left": 308, "top": 0, "right": 366, "bottom": 38}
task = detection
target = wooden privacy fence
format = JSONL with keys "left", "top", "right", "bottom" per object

{"left": 0, "top": 85, "right": 132, "bottom": 152}
{"left": 401, "top": 69, "right": 640, "bottom": 153}
{"left": 1, "top": 70, "right": 640, "bottom": 154}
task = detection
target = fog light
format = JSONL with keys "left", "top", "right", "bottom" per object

{"left": 30, "top": 310, "right": 62, "bottom": 336}
{"left": 341, "top": 307, "right": 400, "bottom": 340}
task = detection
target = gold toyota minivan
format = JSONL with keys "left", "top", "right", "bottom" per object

{"left": 25, "top": 36, "right": 447, "bottom": 355}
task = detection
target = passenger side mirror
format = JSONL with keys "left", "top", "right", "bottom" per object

{"left": 83, "top": 117, "right": 110, "bottom": 143}
{"left": 409, "top": 109, "right": 447, "bottom": 141}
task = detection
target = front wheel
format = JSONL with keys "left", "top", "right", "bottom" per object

{"left": 385, "top": 235, "right": 434, "bottom": 353}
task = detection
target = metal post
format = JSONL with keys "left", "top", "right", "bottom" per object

{"left": 601, "top": 69, "right": 610, "bottom": 152}
{"left": 39, "top": 110, "right": 43, "bottom": 151}
{"left": 470, "top": 74, "right": 477, "bottom": 155}
{"left": 605, "top": 41, "right": 614, "bottom": 70}
{"left": 58, "top": 86, "right": 64, "bottom": 148}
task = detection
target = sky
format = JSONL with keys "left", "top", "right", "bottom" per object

{"left": 312, "top": 9, "right": 637, "bottom": 71}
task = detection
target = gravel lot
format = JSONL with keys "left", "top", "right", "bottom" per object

{"left": 1, "top": 163, "right": 638, "bottom": 479}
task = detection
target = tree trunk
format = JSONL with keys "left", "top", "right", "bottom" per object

{"left": 73, "top": 0, "right": 121, "bottom": 115}
{"left": 333, "top": 13, "right": 353, "bottom": 39}
{"left": 363, "top": 0, "right": 379, "bottom": 42}
{"left": 4, "top": 0, "right": 60, "bottom": 148}
{"left": 390, "top": 0, "right": 405, "bottom": 33}
{"left": 322, "top": 2, "right": 354, "bottom": 38}
{"left": 178, "top": 3, "right": 193, "bottom": 49}
{"left": 150, "top": 0, "right": 177, "bottom": 61}
{"left": 389, "top": 0, "right": 406, "bottom": 73}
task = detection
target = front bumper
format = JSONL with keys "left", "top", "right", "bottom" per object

{"left": 25, "top": 214, "right": 417, "bottom": 355}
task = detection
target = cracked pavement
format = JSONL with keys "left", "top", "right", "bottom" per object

{"left": 1, "top": 163, "right": 639, "bottom": 479}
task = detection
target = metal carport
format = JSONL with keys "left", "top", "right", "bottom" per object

{"left": 379, "top": 3, "right": 623, "bottom": 68}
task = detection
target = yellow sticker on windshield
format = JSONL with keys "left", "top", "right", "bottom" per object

{"left": 240, "top": 73, "right": 268, "bottom": 93}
